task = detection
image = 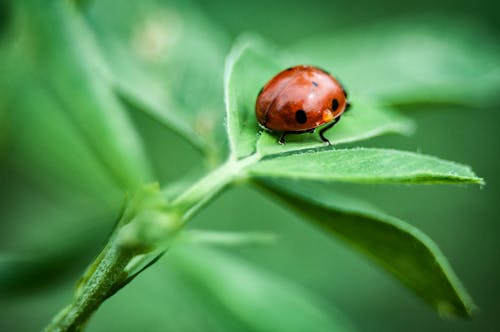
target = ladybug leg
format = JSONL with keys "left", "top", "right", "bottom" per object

{"left": 319, "top": 116, "right": 341, "bottom": 144}
{"left": 345, "top": 102, "right": 352, "bottom": 111}
{"left": 278, "top": 132, "right": 289, "bottom": 145}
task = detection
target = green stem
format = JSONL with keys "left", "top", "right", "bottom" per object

{"left": 44, "top": 154, "right": 261, "bottom": 332}
{"left": 45, "top": 245, "right": 133, "bottom": 332}
{"left": 172, "top": 154, "right": 260, "bottom": 222}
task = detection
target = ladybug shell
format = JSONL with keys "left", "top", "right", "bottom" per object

{"left": 255, "top": 65, "right": 347, "bottom": 132}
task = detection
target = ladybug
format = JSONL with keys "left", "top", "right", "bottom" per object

{"left": 255, "top": 65, "right": 350, "bottom": 144}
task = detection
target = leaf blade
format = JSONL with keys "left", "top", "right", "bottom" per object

{"left": 255, "top": 178, "right": 476, "bottom": 317}
{"left": 178, "top": 230, "right": 277, "bottom": 247}
{"left": 224, "top": 35, "right": 288, "bottom": 158}
{"left": 17, "top": 0, "right": 153, "bottom": 189}
{"left": 250, "top": 148, "right": 483, "bottom": 185}
{"left": 87, "top": 0, "right": 228, "bottom": 154}
{"left": 172, "top": 245, "right": 354, "bottom": 332}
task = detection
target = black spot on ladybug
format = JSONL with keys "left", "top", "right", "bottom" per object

{"left": 295, "top": 109, "right": 307, "bottom": 124}
{"left": 312, "top": 81, "right": 318, "bottom": 87}
{"left": 332, "top": 99, "right": 339, "bottom": 111}
{"left": 286, "top": 67, "right": 293, "bottom": 71}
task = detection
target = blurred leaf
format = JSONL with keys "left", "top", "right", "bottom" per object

{"left": 1, "top": 69, "right": 121, "bottom": 199}
{"left": 172, "top": 245, "right": 354, "bottom": 332}
{"left": 0, "top": 202, "right": 115, "bottom": 296}
{"left": 249, "top": 148, "right": 483, "bottom": 184}
{"left": 178, "top": 230, "right": 277, "bottom": 247}
{"left": 86, "top": 0, "right": 228, "bottom": 157}
{"left": 0, "top": 63, "right": 125, "bottom": 293}
{"left": 116, "top": 83, "right": 209, "bottom": 153}
{"left": 0, "top": 0, "right": 11, "bottom": 40}
{"left": 0, "top": 251, "right": 82, "bottom": 297}
{"left": 290, "top": 16, "right": 500, "bottom": 106}
{"left": 0, "top": 62, "right": 124, "bottom": 294}
{"left": 88, "top": 259, "right": 244, "bottom": 332}
{"left": 0, "top": 92, "right": 9, "bottom": 159}
{"left": 257, "top": 100, "right": 415, "bottom": 156}
{"left": 224, "top": 34, "right": 290, "bottom": 159}
{"left": 0, "top": 254, "right": 48, "bottom": 295}
{"left": 256, "top": 178, "right": 476, "bottom": 317}
{"left": 14, "top": 0, "right": 152, "bottom": 189}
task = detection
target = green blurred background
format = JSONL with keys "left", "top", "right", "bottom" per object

{"left": 1, "top": 0, "right": 499, "bottom": 331}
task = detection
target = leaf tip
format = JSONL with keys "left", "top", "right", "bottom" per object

{"left": 456, "top": 168, "right": 485, "bottom": 186}
{"left": 436, "top": 298, "right": 478, "bottom": 319}
{"left": 475, "top": 177, "right": 486, "bottom": 186}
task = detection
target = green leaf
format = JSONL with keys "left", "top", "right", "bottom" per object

{"left": 256, "top": 178, "right": 476, "bottom": 317}
{"left": 0, "top": 254, "right": 44, "bottom": 295}
{"left": 0, "top": 252, "right": 78, "bottom": 296}
{"left": 290, "top": 16, "right": 500, "bottom": 106}
{"left": 86, "top": 0, "right": 228, "bottom": 156}
{"left": 1, "top": 68, "right": 122, "bottom": 199}
{"left": 14, "top": 0, "right": 152, "bottom": 189}
{"left": 224, "top": 34, "right": 289, "bottom": 159}
{"left": 249, "top": 148, "right": 483, "bottom": 184}
{"left": 171, "top": 245, "right": 354, "bottom": 332}
{"left": 114, "top": 81, "right": 211, "bottom": 154}
{"left": 0, "top": 203, "right": 116, "bottom": 296}
{"left": 178, "top": 230, "right": 277, "bottom": 247}
{"left": 257, "top": 100, "right": 415, "bottom": 156}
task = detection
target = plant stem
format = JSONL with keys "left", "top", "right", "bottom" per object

{"left": 45, "top": 245, "right": 132, "bottom": 332}
{"left": 44, "top": 154, "right": 261, "bottom": 332}
{"left": 172, "top": 153, "right": 260, "bottom": 221}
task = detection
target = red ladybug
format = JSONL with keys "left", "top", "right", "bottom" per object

{"left": 255, "top": 65, "right": 350, "bottom": 144}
